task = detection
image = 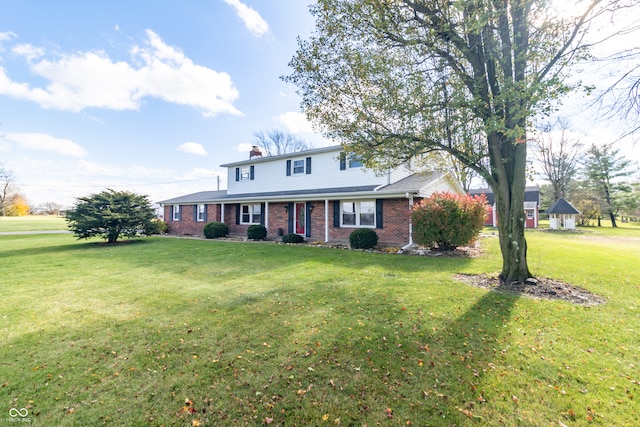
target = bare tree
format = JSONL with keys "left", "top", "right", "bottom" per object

{"left": 253, "top": 130, "right": 310, "bottom": 156}
{"left": 40, "top": 202, "right": 63, "bottom": 216}
{"left": 531, "top": 119, "right": 583, "bottom": 201}
{"left": 0, "top": 162, "right": 17, "bottom": 216}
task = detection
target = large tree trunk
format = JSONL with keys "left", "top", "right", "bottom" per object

{"left": 489, "top": 131, "right": 532, "bottom": 283}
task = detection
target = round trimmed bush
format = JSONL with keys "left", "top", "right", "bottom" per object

{"left": 247, "top": 224, "right": 267, "bottom": 240}
{"left": 349, "top": 228, "right": 378, "bottom": 249}
{"left": 282, "top": 233, "right": 304, "bottom": 244}
{"left": 203, "top": 221, "right": 228, "bottom": 239}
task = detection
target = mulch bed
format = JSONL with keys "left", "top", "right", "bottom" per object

{"left": 454, "top": 274, "right": 606, "bottom": 306}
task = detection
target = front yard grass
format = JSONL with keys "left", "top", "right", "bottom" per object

{"left": 0, "top": 231, "right": 638, "bottom": 426}
{"left": 0, "top": 215, "right": 66, "bottom": 232}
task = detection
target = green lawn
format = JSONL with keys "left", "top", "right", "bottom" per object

{"left": 0, "top": 215, "right": 67, "bottom": 232}
{"left": 1, "top": 231, "right": 638, "bottom": 426}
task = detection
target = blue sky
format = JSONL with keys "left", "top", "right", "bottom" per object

{"left": 0, "top": 0, "right": 327, "bottom": 207}
{"left": 0, "top": 1, "right": 638, "bottom": 208}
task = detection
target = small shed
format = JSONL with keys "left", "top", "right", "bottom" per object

{"left": 546, "top": 198, "right": 580, "bottom": 230}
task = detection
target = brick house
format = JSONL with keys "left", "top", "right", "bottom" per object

{"left": 469, "top": 186, "right": 540, "bottom": 228}
{"left": 159, "top": 145, "right": 464, "bottom": 246}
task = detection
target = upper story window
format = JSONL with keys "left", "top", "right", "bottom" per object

{"left": 293, "top": 159, "right": 305, "bottom": 174}
{"left": 235, "top": 166, "right": 255, "bottom": 181}
{"left": 286, "top": 157, "right": 312, "bottom": 176}
{"left": 339, "top": 152, "right": 363, "bottom": 170}
{"left": 172, "top": 205, "right": 181, "bottom": 221}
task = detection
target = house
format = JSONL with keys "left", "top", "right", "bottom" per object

{"left": 469, "top": 185, "right": 540, "bottom": 228}
{"left": 159, "top": 145, "right": 464, "bottom": 246}
{"left": 546, "top": 197, "right": 580, "bottom": 230}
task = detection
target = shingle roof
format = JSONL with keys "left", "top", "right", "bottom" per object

{"left": 469, "top": 186, "right": 540, "bottom": 205}
{"left": 158, "top": 190, "right": 227, "bottom": 204}
{"left": 376, "top": 171, "right": 445, "bottom": 193}
{"left": 545, "top": 198, "right": 580, "bottom": 215}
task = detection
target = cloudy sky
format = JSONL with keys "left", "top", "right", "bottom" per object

{"left": 0, "top": 1, "right": 638, "bottom": 208}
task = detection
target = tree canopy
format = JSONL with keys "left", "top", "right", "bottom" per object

{"left": 65, "top": 189, "right": 156, "bottom": 243}
{"left": 582, "top": 143, "right": 636, "bottom": 227}
{"left": 286, "top": 0, "right": 638, "bottom": 283}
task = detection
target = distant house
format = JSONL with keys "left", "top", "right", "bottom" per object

{"left": 546, "top": 197, "right": 580, "bottom": 230}
{"left": 469, "top": 186, "right": 540, "bottom": 228}
{"left": 159, "top": 145, "right": 464, "bottom": 246}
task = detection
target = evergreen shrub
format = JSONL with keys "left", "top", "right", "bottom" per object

{"left": 203, "top": 221, "right": 228, "bottom": 239}
{"left": 349, "top": 228, "right": 378, "bottom": 249}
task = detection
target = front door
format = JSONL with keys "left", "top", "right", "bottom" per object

{"left": 295, "top": 202, "right": 305, "bottom": 235}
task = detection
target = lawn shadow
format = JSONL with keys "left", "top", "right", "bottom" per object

{"left": 428, "top": 289, "right": 520, "bottom": 423}
{"left": 0, "top": 236, "right": 152, "bottom": 259}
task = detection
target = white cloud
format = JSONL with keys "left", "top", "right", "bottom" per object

{"left": 7, "top": 132, "right": 87, "bottom": 157}
{"left": 274, "top": 111, "right": 314, "bottom": 133}
{"left": 223, "top": 0, "right": 269, "bottom": 37}
{"left": 177, "top": 142, "right": 208, "bottom": 156}
{"left": 234, "top": 142, "right": 254, "bottom": 153}
{"left": 0, "top": 30, "right": 241, "bottom": 117}
{"left": 12, "top": 43, "right": 44, "bottom": 61}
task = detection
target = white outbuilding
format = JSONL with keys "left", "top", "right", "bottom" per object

{"left": 546, "top": 198, "right": 581, "bottom": 230}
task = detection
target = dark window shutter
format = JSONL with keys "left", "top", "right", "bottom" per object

{"left": 250, "top": 165, "right": 255, "bottom": 180}
{"left": 235, "top": 167, "right": 240, "bottom": 181}
{"left": 376, "top": 199, "right": 383, "bottom": 229}
{"left": 306, "top": 157, "right": 312, "bottom": 174}
{"left": 193, "top": 205, "right": 198, "bottom": 221}
{"left": 169, "top": 205, "right": 174, "bottom": 222}
{"left": 287, "top": 203, "right": 294, "bottom": 233}
{"left": 286, "top": 160, "right": 292, "bottom": 176}
{"left": 305, "top": 203, "right": 312, "bottom": 237}
{"left": 332, "top": 200, "right": 340, "bottom": 228}
{"left": 339, "top": 153, "right": 346, "bottom": 170}
{"left": 235, "top": 204, "right": 240, "bottom": 225}
{"left": 260, "top": 203, "right": 265, "bottom": 225}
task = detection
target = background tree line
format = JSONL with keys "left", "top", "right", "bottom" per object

{"left": 532, "top": 120, "right": 639, "bottom": 227}
{"left": 1, "top": 161, "right": 62, "bottom": 216}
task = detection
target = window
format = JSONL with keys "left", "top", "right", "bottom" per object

{"left": 241, "top": 204, "right": 262, "bottom": 224}
{"left": 240, "top": 167, "right": 251, "bottom": 180}
{"left": 348, "top": 154, "right": 363, "bottom": 168}
{"left": 293, "top": 159, "right": 305, "bottom": 174}
{"left": 286, "top": 157, "right": 311, "bottom": 176}
{"left": 339, "top": 152, "right": 363, "bottom": 169}
{"left": 341, "top": 200, "right": 375, "bottom": 227}
{"left": 235, "top": 165, "right": 254, "bottom": 181}
{"left": 197, "top": 204, "right": 206, "bottom": 222}
{"left": 172, "top": 205, "right": 180, "bottom": 221}
{"left": 526, "top": 210, "right": 534, "bottom": 219}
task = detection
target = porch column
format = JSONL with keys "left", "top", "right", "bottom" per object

{"left": 324, "top": 199, "right": 329, "bottom": 243}
{"left": 221, "top": 203, "right": 225, "bottom": 224}
{"left": 265, "top": 201, "right": 269, "bottom": 234}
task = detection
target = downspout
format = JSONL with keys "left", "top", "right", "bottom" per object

{"left": 401, "top": 192, "right": 415, "bottom": 252}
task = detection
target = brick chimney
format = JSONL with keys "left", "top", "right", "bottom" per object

{"left": 250, "top": 145, "right": 263, "bottom": 159}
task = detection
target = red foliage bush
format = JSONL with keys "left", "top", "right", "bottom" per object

{"left": 411, "top": 191, "right": 488, "bottom": 251}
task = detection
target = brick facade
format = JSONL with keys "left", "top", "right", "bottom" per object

{"left": 165, "top": 198, "right": 414, "bottom": 246}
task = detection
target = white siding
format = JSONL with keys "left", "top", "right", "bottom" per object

{"left": 417, "top": 175, "right": 463, "bottom": 197}
{"left": 227, "top": 149, "right": 391, "bottom": 195}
